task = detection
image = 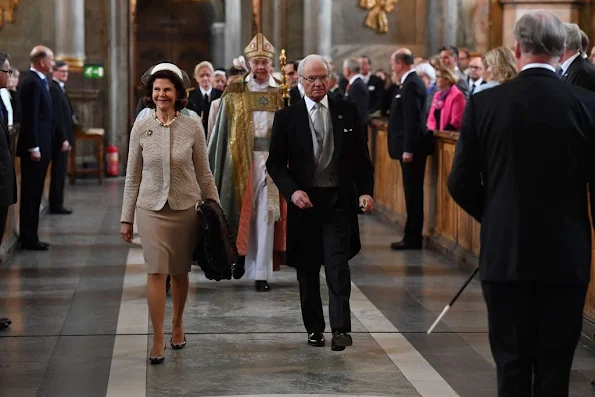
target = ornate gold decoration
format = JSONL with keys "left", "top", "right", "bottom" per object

{"left": 0, "top": 0, "right": 19, "bottom": 28}
{"left": 358, "top": 0, "right": 397, "bottom": 34}
{"left": 54, "top": 56, "right": 86, "bottom": 72}
{"left": 279, "top": 49, "right": 290, "bottom": 106}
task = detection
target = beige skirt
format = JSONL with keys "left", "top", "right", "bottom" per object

{"left": 136, "top": 203, "right": 199, "bottom": 275}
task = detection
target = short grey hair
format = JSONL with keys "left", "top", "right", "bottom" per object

{"left": 330, "top": 72, "right": 339, "bottom": 81}
{"left": 564, "top": 23, "right": 582, "bottom": 52}
{"left": 342, "top": 57, "right": 360, "bottom": 74}
{"left": 297, "top": 54, "right": 332, "bottom": 78}
{"left": 513, "top": 11, "right": 566, "bottom": 59}
{"left": 415, "top": 62, "right": 436, "bottom": 84}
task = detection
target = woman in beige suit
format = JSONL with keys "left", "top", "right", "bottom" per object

{"left": 120, "top": 63, "right": 219, "bottom": 365}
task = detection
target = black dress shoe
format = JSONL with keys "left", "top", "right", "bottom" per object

{"left": 308, "top": 332, "right": 325, "bottom": 347}
{"left": 50, "top": 207, "right": 73, "bottom": 215}
{"left": 0, "top": 317, "right": 10, "bottom": 330}
{"left": 331, "top": 331, "right": 353, "bottom": 351}
{"left": 255, "top": 280, "right": 270, "bottom": 292}
{"left": 232, "top": 256, "right": 245, "bottom": 279}
{"left": 39, "top": 241, "right": 50, "bottom": 247}
{"left": 390, "top": 240, "right": 422, "bottom": 250}
{"left": 21, "top": 241, "right": 49, "bottom": 251}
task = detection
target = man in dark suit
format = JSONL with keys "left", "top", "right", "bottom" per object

{"left": 387, "top": 49, "right": 428, "bottom": 251}
{"left": 359, "top": 55, "right": 385, "bottom": 114}
{"left": 342, "top": 57, "right": 369, "bottom": 129}
{"left": 327, "top": 72, "right": 344, "bottom": 101}
{"left": 49, "top": 61, "right": 74, "bottom": 215}
{"left": 559, "top": 23, "right": 595, "bottom": 92}
{"left": 0, "top": 52, "right": 16, "bottom": 330}
{"left": 18, "top": 45, "right": 55, "bottom": 251}
{"left": 267, "top": 54, "right": 374, "bottom": 352}
{"left": 447, "top": 12, "right": 595, "bottom": 396}
{"left": 186, "top": 61, "right": 222, "bottom": 134}
{"left": 439, "top": 45, "right": 470, "bottom": 98}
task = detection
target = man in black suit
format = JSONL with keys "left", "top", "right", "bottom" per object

{"left": 285, "top": 60, "right": 302, "bottom": 105}
{"left": 342, "top": 57, "right": 369, "bottom": 129}
{"left": 18, "top": 46, "right": 55, "bottom": 251}
{"left": 388, "top": 49, "right": 428, "bottom": 251}
{"left": 327, "top": 72, "right": 344, "bottom": 101}
{"left": 49, "top": 61, "right": 73, "bottom": 215}
{"left": 448, "top": 12, "right": 595, "bottom": 396}
{"left": 267, "top": 54, "right": 375, "bottom": 352}
{"left": 439, "top": 46, "right": 470, "bottom": 98}
{"left": 559, "top": 23, "right": 595, "bottom": 92}
{"left": 186, "top": 61, "right": 222, "bottom": 134}
{"left": 359, "top": 55, "right": 385, "bottom": 115}
{"left": 0, "top": 52, "right": 16, "bottom": 330}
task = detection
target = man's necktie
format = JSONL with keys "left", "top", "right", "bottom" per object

{"left": 0, "top": 103, "right": 5, "bottom": 124}
{"left": 557, "top": 68, "right": 564, "bottom": 78}
{"left": 43, "top": 78, "right": 49, "bottom": 91}
{"left": 312, "top": 102, "right": 325, "bottom": 160}
{"left": 470, "top": 84, "right": 476, "bottom": 95}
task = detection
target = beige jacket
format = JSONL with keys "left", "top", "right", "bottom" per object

{"left": 120, "top": 114, "right": 219, "bottom": 224}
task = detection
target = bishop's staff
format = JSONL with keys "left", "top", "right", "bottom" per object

{"left": 279, "top": 49, "right": 290, "bottom": 107}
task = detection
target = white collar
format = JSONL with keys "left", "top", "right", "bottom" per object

{"left": 561, "top": 52, "right": 581, "bottom": 74}
{"left": 400, "top": 69, "right": 415, "bottom": 85}
{"left": 521, "top": 63, "right": 557, "bottom": 73}
{"left": 53, "top": 78, "right": 65, "bottom": 89}
{"left": 199, "top": 86, "right": 212, "bottom": 96}
{"left": 245, "top": 73, "right": 280, "bottom": 88}
{"left": 297, "top": 82, "right": 304, "bottom": 95}
{"left": 470, "top": 77, "right": 484, "bottom": 86}
{"left": 349, "top": 74, "right": 364, "bottom": 85}
{"left": 363, "top": 72, "right": 372, "bottom": 83}
{"left": 304, "top": 94, "right": 329, "bottom": 113}
{"left": 30, "top": 67, "right": 46, "bottom": 81}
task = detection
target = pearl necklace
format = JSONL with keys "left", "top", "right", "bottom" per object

{"left": 154, "top": 111, "right": 180, "bottom": 127}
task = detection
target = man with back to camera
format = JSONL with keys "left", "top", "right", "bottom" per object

{"left": 267, "top": 54, "right": 375, "bottom": 351}
{"left": 18, "top": 45, "right": 55, "bottom": 251}
{"left": 559, "top": 23, "right": 595, "bottom": 92}
{"left": 448, "top": 11, "right": 595, "bottom": 396}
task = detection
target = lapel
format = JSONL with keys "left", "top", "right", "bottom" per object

{"left": 327, "top": 97, "right": 343, "bottom": 163}
{"left": 295, "top": 98, "right": 314, "bottom": 159}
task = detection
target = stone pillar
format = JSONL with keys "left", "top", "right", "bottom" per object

{"left": 303, "top": 0, "right": 332, "bottom": 57}
{"left": 500, "top": 0, "right": 581, "bottom": 48}
{"left": 55, "top": 0, "right": 86, "bottom": 70}
{"left": 427, "top": 0, "right": 458, "bottom": 55}
{"left": 211, "top": 22, "right": 226, "bottom": 68}
{"left": 108, "top": 0, "right": 129, "bottom": 161}
{"left": 225, "top": 0, "right": 243, "bottom": 66}
{"left": 317, "top": 0, "right": 332, "bottom": 59}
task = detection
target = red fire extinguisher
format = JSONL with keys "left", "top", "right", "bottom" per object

{"left": 106, "top": 145, "right": 119, "bottom": 176}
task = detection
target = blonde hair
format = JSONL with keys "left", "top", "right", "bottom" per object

{"left": 435, "top": 66, "right": 458, "bottom": 85}
{"left": 484, "top": 47, "right": 518, "bottom": 83}
{"left": 194, "top": 61, "right": 214, "bottom": 76}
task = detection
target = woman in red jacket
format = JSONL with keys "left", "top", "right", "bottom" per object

{"left": 426, "top": 67, "right": 466, "bottom": 131}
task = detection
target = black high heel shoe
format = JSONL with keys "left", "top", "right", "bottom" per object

{"left": 170, "top": 336, "right": 186, "bottom": 350}
{"left": 149, "top": 345, "right": 166, "bottom": 365}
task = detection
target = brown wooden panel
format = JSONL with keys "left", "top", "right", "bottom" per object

{"left": 457, "top": 207, "right": 473, "bottom": 250}
{"left": 437, "top": 141, "right": 457, "bottom": 241}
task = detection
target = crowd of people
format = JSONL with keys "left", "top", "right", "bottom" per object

{"left": 1, "top": 10, "right": 594, "bottom": 397}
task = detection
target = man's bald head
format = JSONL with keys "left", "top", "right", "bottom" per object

{"left": 392, "top": 48, "right": 414, "bottom": 66}
{"left": 30, "top": 45, "right": 54, "bottom": 73}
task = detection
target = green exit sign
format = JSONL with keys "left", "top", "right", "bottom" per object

{"left": 83, "top": 65, "right": 104, "bottom": 79}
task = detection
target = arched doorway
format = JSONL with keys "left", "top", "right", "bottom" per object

{"left": 130, "top": 0, "right": 223, "bottom": 117}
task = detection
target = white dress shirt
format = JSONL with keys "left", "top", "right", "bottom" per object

{"left": 521, "top": 63, "right": 557, "bottom": 73}
{"left": 400, "top": 69, "right": 415, "bottom": 85}
{"left": 0, "top": 88, "right": 13, "bottom": 127}
{"left": 560, "top": 52, "right": 581, "bottom": 76}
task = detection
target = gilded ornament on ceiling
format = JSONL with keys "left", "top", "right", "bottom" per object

{"left": 358, "top": 0, "right": 398, "bottom": 34}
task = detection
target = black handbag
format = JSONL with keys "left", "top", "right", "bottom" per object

{"left": 193, "top": 200, "right": 238, "bottom": 281}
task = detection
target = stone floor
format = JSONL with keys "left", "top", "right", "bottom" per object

{"left": 1, "top": 179, "right": 595, "bottom": 396}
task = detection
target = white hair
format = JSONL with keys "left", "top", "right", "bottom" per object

{"left": 342, "top": 57, "right": 360, "bottom": 73}
{"left": 564, "top": 23, "right": 582, "bottom": 52}
{"left": 513, "top": 11, "right": 566, "bottom": 59}
{"left": 297, "top": 54, "right": 332, "bottom": 79}
{"left": 415, "top": 63, "right": 436, "bottom": 84}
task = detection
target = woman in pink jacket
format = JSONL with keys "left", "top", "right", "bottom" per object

{"left": 426, "top": 67, "right": 466, "bottom": 131}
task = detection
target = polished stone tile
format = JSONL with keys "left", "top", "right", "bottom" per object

{"left": 146, "top": 333, "right": 421, "bottom": 397}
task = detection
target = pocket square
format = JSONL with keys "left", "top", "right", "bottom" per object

{"left": 368, "top": 86, "right": 376, "bottom": 91}
{"left": 343, "top": 128, "right": 353, "bottom": 132}
{"left": 395, "top": 94, "right": 402, "bottom": 99}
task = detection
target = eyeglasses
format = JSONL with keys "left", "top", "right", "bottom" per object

{"left": 468, "top": 65, "right": 483, "bottom": 70}
{"left": 300, "top": 74, "right": 330, "bottom": 83}
{"left": 0, "top": 69, "right": 13, "bottom": 76}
